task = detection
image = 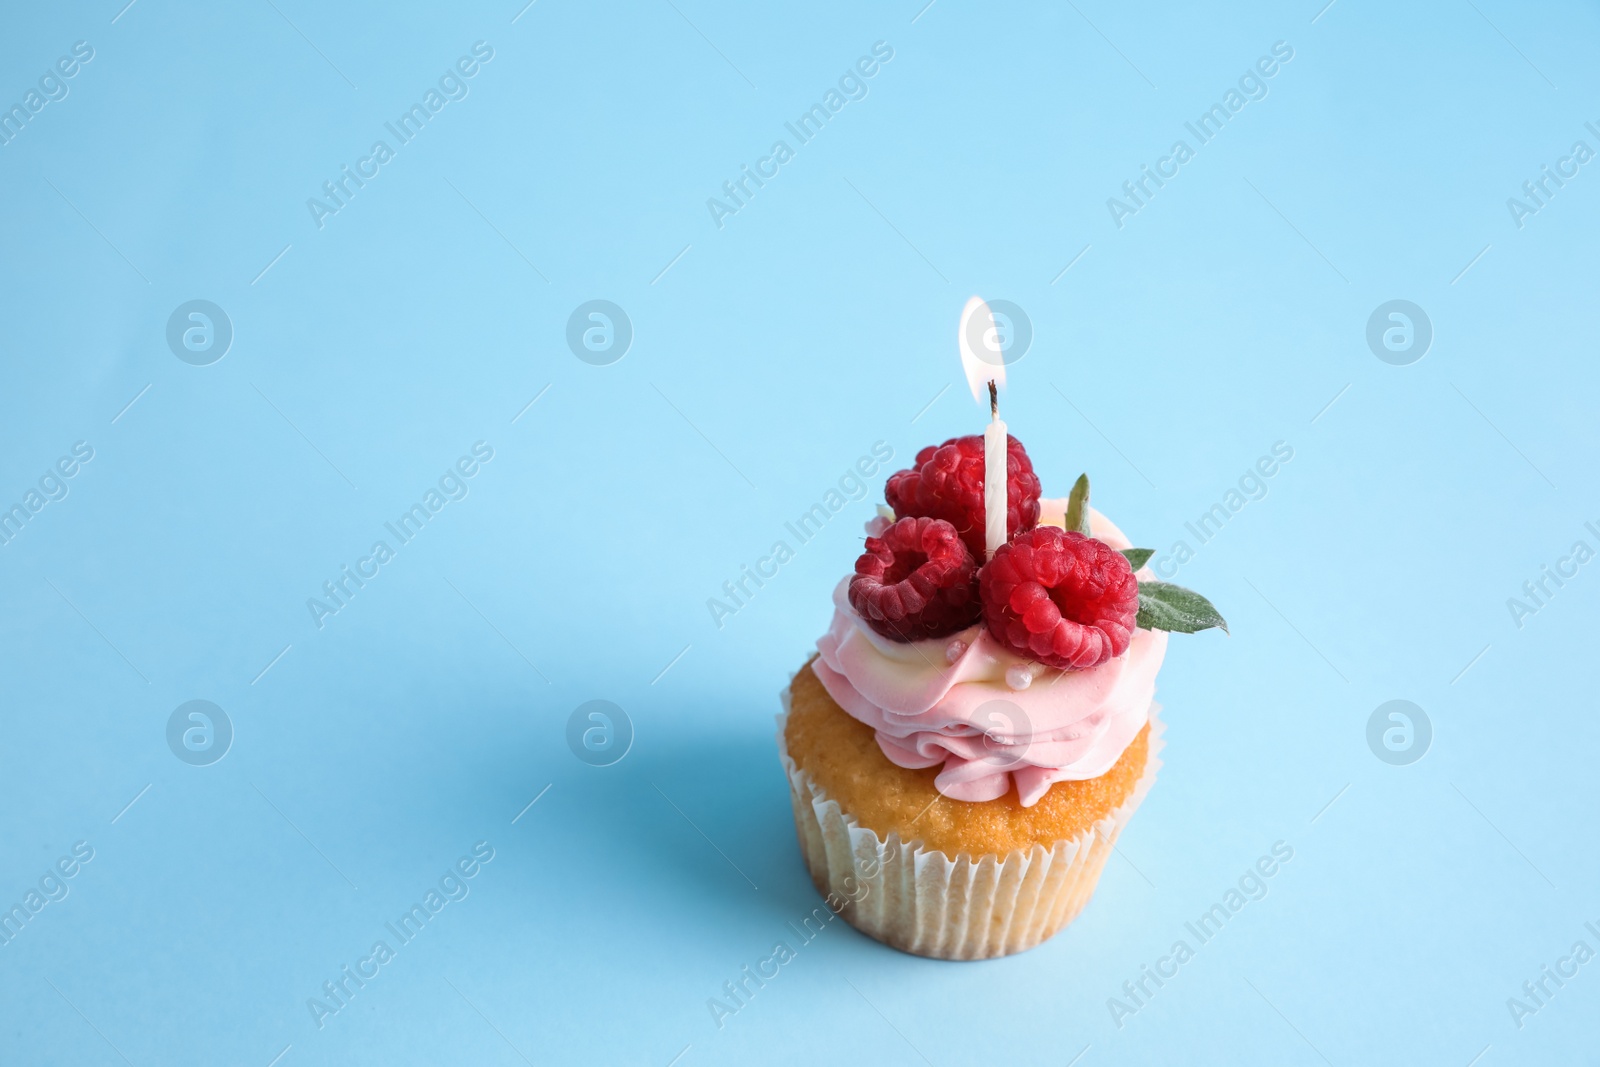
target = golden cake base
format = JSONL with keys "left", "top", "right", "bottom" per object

{"left": 778, "top": 659, "right": 1161, "bottom": 960}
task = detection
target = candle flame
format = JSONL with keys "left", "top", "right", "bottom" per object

{"left": 958, "top": 296, "right": 1005, "bottom": 405}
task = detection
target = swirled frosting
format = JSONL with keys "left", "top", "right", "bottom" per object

{"left": 812, "top": 502, "right": 1166, "bottom": 807}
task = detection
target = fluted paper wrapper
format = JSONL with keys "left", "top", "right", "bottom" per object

{"left": 777, "top": 690, "right": 1164, "bottom": 961}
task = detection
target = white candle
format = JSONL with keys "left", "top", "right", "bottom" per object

{"left": 957, "top": 296, "right": 1010, "bottom": 561}
{"left": 984, "top": 380, "right": 1006, "bottom": 559}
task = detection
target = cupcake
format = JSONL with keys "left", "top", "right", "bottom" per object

{"left": 778, "top": 422, "right": 1224, "bottom": 960}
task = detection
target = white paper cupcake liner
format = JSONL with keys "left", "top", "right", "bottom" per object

{"left": 777, "top": 687, "right": 1164, "bottom": 961}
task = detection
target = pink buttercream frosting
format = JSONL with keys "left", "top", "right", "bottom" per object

{"left": 812, "top": 502, "right": 1166, "bottom": 807}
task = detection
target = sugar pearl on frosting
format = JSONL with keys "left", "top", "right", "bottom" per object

{"left": 1006, "top": 663, "right": 1035, "bottom": 690}
{"left": 944, "top": 638, "right": 967, "bottom": 664}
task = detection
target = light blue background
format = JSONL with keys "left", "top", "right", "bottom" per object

{"left": 1, "top": 1, "right": 1596, "bottom": 1063}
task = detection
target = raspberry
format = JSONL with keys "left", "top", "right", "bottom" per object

{"left": 848, "top": 517, "right": 981, "bottom": 642}
{"left": 980, "top": 527, "right": 1139, "bottom": 670}
{"left": 885, "top": 434, "right": 1041, "bottom": 559}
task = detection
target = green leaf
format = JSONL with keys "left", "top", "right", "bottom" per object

{"left": 1120, "top": 548, "right": 1155, "bottom": 570}
{"left": 1136, "top": 581, "right": 1228, "bottom": 635}
{"left": 1064, "top": 473, "right": 1091, "bottom": 535}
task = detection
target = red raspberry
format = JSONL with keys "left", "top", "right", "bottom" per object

{"left": 885, "top": 434, "right": 1041, "bottom": 559}
{"left": 980, "top": 527, "right": 1139, "bottom": 670}
{"left": 848, "top": 517, "right": 981, "bottom": 642}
